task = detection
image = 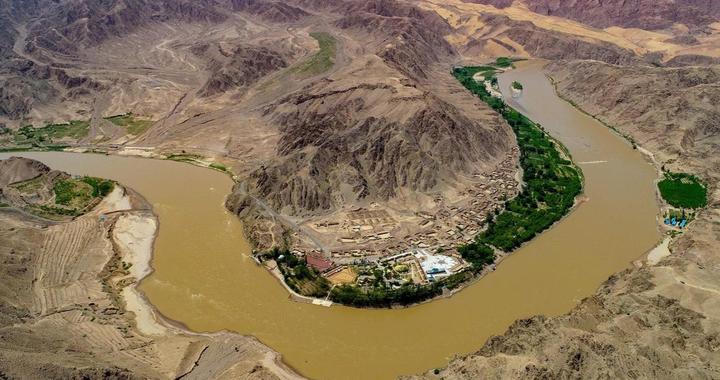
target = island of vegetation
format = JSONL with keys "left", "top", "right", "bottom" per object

{"left": 511, "top": 81, "right": 524, "bottom": 90}
{"left": 255, "top": 58, "right": 583, "bottom": 308}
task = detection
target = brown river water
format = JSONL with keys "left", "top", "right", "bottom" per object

{"left": 1, "top": 61, "right": 661, "bottom": 379}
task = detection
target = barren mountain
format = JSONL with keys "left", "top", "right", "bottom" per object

{"left": 467, "top": 0, "right": 720, "bottom": 30}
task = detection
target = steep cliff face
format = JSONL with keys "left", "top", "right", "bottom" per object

{"left": 500, "top": 20, "right": 639, "bottom": 65}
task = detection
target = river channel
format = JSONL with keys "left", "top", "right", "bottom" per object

{"left": 1, "top": 61, "right": 661, "bottom": 379}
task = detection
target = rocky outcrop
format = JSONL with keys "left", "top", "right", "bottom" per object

{"left": 0, "top": 157, "right": 50, "bottom": 188}
{"left": 457, "top": 13, "right": 641, "bottom": 65}
{"left": 334, "top": 0, "right": 453, "bottom": 79}
{"left": 23, "top": 0, "right": 228, "bottom": 55}
{"left": 237, "top": 60, "right": 511, "bottom": 215}
{"left": 192, "top": 43, "right": 287, "bottom": 97}
{"left": 229, "top": 0, "right": 309, "bottom": 23}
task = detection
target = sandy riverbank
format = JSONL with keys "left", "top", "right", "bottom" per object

{"left": 105, "top": 186, "right": 305, "bottom": 378}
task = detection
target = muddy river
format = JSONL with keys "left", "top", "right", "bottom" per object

{"left": 1, "top": 61, "right": 661, "bottom": 379}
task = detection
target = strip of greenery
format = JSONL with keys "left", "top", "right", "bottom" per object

{"left": 453, "top": 65, "right": 582, "bottom": 253}
{"left": 15, "top": 120, "right": 90, "bottom": 145}
{"left": 330, "top": 271, "right": 473, "bottom": 308}
{"left": 494, "top": 57, "right": 515, "bottom": 68}
{"left": 209, "top": 163, "right": 228, "bottom": 172}
{"left": 658, "top": 171, "right": 707, "bottom": 208}
{"left": 166, "top": 153, "right": 203, "bottom": 162}
{"left": 104, "top": 113, "right": 154, "bottom": 136}
{"left": 292, "top": 32, "right": 336, "bottom": 75}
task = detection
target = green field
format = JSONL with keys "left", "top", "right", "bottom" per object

{"left": 53, "top": 176, "right": 113, "bottom": 208}
{"left": 14, "top": 120, "right": 90, "bottom": 144}
{"left": 658, "top": 172, "right": 707, "bottom": 208}
{"left": 105, "top": 113, "right": 154, "bottom": 136}
{"left": 453, "top": 64, "right": 582, "bottom": 256}
{"left": 293, "top": 32, "right": 336, "bottom": 75}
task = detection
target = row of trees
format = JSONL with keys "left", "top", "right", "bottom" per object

{"left": 452, "top": 65, "right": 582, "bottom": 254}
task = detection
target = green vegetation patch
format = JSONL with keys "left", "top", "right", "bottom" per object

{"left": 329, "top": 271, "right": 472, "bottom": 308}
{"left": 658, "top": 172, "right": 707, "bottom": 208}
{"left": 13, "top": 120, "right": 90, "bottom": 146}
{"left": 53, "top": 176, "right": 113, "bottom": 211}
{"left": 293, "top": 32, "right": 336, "bottom": 75}
{"left": 53, "top": 178, "right": 92, "bottom": 207}
{"left": 104, "top": 113, "right": 154, "bottom": 136}
{"left": 81, "top": 176, "right": 115, "bottom": 197}
{"left": 261, "top": 248, "right": 331, "bottom": 297}
{"left": 511, "top": 81, "right": 523, "bottom": 90}
{"left": 494, "top": 57, "right": 515, "bottom": 68}
{"left": 453, "top": 65, "right": 582, "bottom": 254}
{"left": 209, "top": 163, "right": 228, "bottom": 172}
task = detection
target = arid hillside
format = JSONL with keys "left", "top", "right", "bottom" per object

{"left": 546, "top": 60, "right": 720, "bottom": 181}
{"left": 421, "top": 0, "right": 720, "bottom": 65}
{"left": 468, "top": 0, "right": 720, "bottom": 30}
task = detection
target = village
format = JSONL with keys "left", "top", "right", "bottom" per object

{"left": 260, "top": 146, "right": 521, "bottom": 290}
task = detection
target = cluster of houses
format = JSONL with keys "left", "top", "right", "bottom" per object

{"left": 290, "top": 148, "right": 520, "bottom": 288}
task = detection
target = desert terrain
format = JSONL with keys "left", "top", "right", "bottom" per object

{"left": 0, "top": 0, "right": 719, "bottom": 378}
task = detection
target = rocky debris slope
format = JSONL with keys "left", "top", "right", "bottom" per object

{"left": 225, "top": 0, "right": 513, "bottom": 220}
{"left": 0, "top": 158, "right": 302, "bottom": 380}
{"left": 408, "top": 61, "right": 720, "bottom": 380}
{"left": 192, "top": 43, "right": 288, "bottom": 97}
{"left": 0, "top": 156, "right": 50, "bottom": 187}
